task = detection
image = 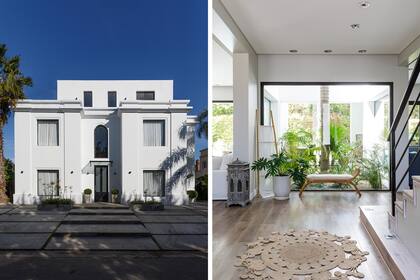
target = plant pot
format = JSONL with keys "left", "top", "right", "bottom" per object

{"left": 111, "top": 194, "right": 119, "bottom": 203}
{"left": 83, "top": 194, "right": 92, "bottom": 204}
{"left": 273, "top": 176, "right": 290, "bottom": 200}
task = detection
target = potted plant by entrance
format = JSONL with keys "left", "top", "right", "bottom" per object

{"left": 111, "top": 188, "right": 119, "bottom": 203}
{"left": 83, "top": 188, "right": 92, "bottom": 203}
{"left": 252, "top": 151, "right": 309, "bottom": 200}
{"left": 187, "top": 190, "right": 198, "bottom": 203}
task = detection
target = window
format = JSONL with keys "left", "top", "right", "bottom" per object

{"left": 38, "top": 170, "right": 59, "bottom": 196}
{"left": 108, "top": 91, "right": 117, "bottom": 107}
{"left": 212, "top": 102, "right": 233, "bottom": 156}
{"left": 137, "top": 91, "right": 155, "bottom": 100}
{"left": 37, "top": 120, "right": 59, "bottom": 146}
{"left": 143, "top": 120, "right": 165, "bottom": 146}
{"left": 94, "top": 125, "right": 108, "bottom": 158}
{"left": 84, "top": 91, "right": 93, "bottom": 107}
{"left": 143, "top": 170, "right": 165, "bottom": 197}
{"left": 263, "top": 97, "right": 272, "bottom": 126}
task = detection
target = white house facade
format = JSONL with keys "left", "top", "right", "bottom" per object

{"left": 13, "top": 80, "right": 197, "bottom": 205}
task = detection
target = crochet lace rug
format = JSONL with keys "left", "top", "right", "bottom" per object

{"left": 235, "top": 230, "right": 369, "bottom": 280}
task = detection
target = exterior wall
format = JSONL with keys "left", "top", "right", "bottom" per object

{"left": 14, "top": 80, "right": 195, "bottom": 205}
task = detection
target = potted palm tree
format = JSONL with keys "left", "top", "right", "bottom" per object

{"left": 252, "top": 152, "right": 310, "bottom": 200}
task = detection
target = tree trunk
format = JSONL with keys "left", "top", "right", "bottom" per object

{"left": 0, "top": 123, "right": 9, "bottom": 203}
{"left": 320, "top": 86, "right": 330, "bottom": 173}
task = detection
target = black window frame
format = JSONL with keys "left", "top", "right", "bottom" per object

{"left": 37, "top": 170, "right": 60, "bottom": 197}
{"left": 84, "top": 91, "right": 93, "bottom": 107}
{"left": 94, "top": 125, "right": 109, "bottom": 158}
{"left": 108, "top": 91, "right": 117, "bottom": 107}
{"left": 136, "top": 91, "right": 155, "bottom": 100}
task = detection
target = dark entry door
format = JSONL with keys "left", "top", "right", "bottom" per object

{"left": 95, "top": 166, "right": 108, "bottom": 202}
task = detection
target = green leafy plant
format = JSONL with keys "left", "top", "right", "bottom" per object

{"left": 111, "top": 188, "right": 119, "bottom": 195}
{"left": 288, "top": 157, "right": 311, "bottom": 187}
{"left": 195, "top": 175, "right": 208, "bottom": 201}
{"left": 252, "top": 152, "right": 291, "bottom": 178}
{"left": 359, "top": 144, "right": 388, "bottom": 189}
{"left": 187, "top": 190, "right": 198, "bottom": 200}
{"left": 83, "top": 188, "right": 92, "bottom": 195}
{"left": 41, "top": 198, "right": 73, "bottom": 205}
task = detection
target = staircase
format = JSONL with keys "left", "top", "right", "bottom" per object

{"left": 392, "top": 176, "right": 420, "bottom": 260}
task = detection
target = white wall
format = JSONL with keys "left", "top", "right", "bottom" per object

{"left": 258, "top": 54, "right": 409, "bottom": 190}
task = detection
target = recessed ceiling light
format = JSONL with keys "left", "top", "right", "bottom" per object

{"left": 324, "top": 50, "right": 333, "bottom": 53}
{"left": 358, "top": 49, "right": 367, "bottom": 54}
{"left": 289, "top": 49, "right": 298, "bottom": 53}
{"left": 351, "top": 24, "right": 360, "bottom": 30}
{"left": 359, "top": 1, "right": 370, "bottom": 8}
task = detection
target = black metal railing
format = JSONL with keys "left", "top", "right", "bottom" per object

{"left": 389, "top": 54, "right": 420, "bottom": 216}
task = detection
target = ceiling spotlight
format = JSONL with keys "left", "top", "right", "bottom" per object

{"left": 359, "top": 1, "right": 370, "bottom": 8}
{"left": 289, "top": 49, "right": 298, "bottom": 53}
{"left": 324, "top": 50, "right": 333, "bottom": 54}
{"left": 358, "top": 49, "right": 367, "bottom": 54}
{"left": 350, "top": 24, "right": 360, "bottom": 30}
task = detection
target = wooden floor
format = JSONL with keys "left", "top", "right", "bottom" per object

{"left": 213, "top": 192, "right": 394, "bottom": 280}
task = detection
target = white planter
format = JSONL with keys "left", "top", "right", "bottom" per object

{"left": 273, "top": 176, "right": 290, "bottom": 200}
{"left": 83, "top": 194, "right": 92, "bottom": 204}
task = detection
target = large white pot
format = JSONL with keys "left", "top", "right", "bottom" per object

{"left": 273, "top": 176, "right": 291, "bottom": 200}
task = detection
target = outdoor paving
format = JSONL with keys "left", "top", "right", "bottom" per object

{"left": 46, "top": 236, "right": 160, "bottom": 250}
{"left": 0, "top": 222, "right": 59, "bottom": 233}
{"left": 145, "top": 223, "right": 208, "bottom": 234}
{"left": 55, "top": 224, "right": 149, "bottom": 235}
{"left": 0, "top": 233, "right": 51, "bottom": 249}
{"left": 0, "top": 203, "right": 208, "bottom": 252}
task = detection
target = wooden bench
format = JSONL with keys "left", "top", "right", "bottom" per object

{"left": 299, "top": 168, "right": 361, "bottom": 197}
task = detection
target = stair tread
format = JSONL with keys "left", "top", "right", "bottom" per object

{"left": 395, "top": 200, "right": 404, "bottom": 211}
{"left": 403, "top": 189, "right": 414, "bottom": 200}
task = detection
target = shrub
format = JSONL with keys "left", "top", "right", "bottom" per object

{"left": 187, "top": 190, "right": 198, "bottom": 200}
{"left": 42, "top": 198, "right": 73, "bottom": 205}
{"left": 83, "top": 188, "right": 92, "bottom": 195}
{"left": 195, "top": 175, "right": 208, "bottom": 201}
{"left": 111, "top": 188, "right": 119, "bottom": 195}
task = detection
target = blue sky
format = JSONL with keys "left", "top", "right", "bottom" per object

{"left": 1, "top": 0, "right": 208, "bottom": 160}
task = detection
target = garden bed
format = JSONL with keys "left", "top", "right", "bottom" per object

{"left": 38, "top": 198, "right": 73, "bottom": 211}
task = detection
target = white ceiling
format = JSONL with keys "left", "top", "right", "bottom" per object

{"left": 220, "top": 0, "right": 420, "bottom": 54}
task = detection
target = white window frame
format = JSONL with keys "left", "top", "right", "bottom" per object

{"left": 37, "top": 119, "right": 59, "bottom": 146}
{"left": 142, "top": 119, "right": 166, "bottom": 147}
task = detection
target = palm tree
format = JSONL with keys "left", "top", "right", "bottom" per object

{"left": 196, "top": 109, "right": 208, "bottom": 139}
{"left": 0, "top": 44, "right": 32, "bottom": 203}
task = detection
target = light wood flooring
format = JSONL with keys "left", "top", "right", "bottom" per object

{"left": 213, "top": 192, "right": 394, "bottom": 280}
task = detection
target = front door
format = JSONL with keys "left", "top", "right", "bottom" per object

{"left": 94, "top": 166, "right": 108, "bottom": 202}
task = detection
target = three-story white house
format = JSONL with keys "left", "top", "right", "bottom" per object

{"left": 13, "top": 80, "right": 197, "bottom": 205}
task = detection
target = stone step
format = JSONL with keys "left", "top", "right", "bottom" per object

{"left": 0, "top": 233, "right": 51, "bottom": 250}
{"left": 73, "top": 203, "right": 129, "bottom": 210}
{"left": 144, "top": 223, "right": 208, "bottom": 235}
{"left": 69, "top": 209, "right": 133, "bottom": 215}
{"left": 0, "top": 222, "right": 59, "bottom": 233}
{"left": 395, "top": 200, "right": 404, "bottom": 212}
{"left": 54, "top": 224, "right": 150, "bottom": 237}
{"left": 0, "top": 214, "right": 65, "bottom": 222}
{"left": 45, "top": 236, "right": 159, "bottom": 250}
{"left": 403, "top": 189, "right": 414, "bottom": 201}
{"left": 62, "top": 215, "right": 141, "bottom": 224}
{"left": 136, "top": 215, "right": 207, "bottom": 224}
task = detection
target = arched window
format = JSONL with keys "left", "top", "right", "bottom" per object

{"left": 94, "top": 125, "right": 108, "bottom": 158}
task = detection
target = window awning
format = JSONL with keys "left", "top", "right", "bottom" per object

{"left": 89, "top": 160, "right": 113, "bottom": 167}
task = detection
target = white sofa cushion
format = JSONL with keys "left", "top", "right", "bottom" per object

{"left": 307, "top": 174, "right": 353, "bottom": 181}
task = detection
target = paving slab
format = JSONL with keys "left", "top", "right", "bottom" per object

{"left": 133, "top": 209, "right": 197, "bottom": 216}
{"left": 45, "top": 236, "right": 159, "bottom": 250}
{"left": 69, "top": 208, "right": 133, "bottom": 215}
{"left": 0, "top": 233, "right": 50, "bottom": 249}
{"left": 145, "top": 223, "right": 207, "bottom": 235}
{"left": 153, "top": 235, "right": 208, "bottom": 251}
{"left": 0, "top": 208, "right": 14, "bottom": 215}
{"left": 0, "top": 222, "right": 59, "bottom": 233}
{"left": 137, "top": 215, "right": 207, "bottom": 223}
{"left": 0, "top": 214, "right": 66, "bottom": 222}
{"left": 63, "top": 215, "right": 141, "bottom": 224}
{"left": 55, "top": 224, "right": 149, "bottom": 235}
{"left": 8, "top": 208, "right": 69, "bottom": 215}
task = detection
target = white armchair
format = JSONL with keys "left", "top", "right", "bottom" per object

{"left": 212, "top": 153, "right": 232, "bottom": 200}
